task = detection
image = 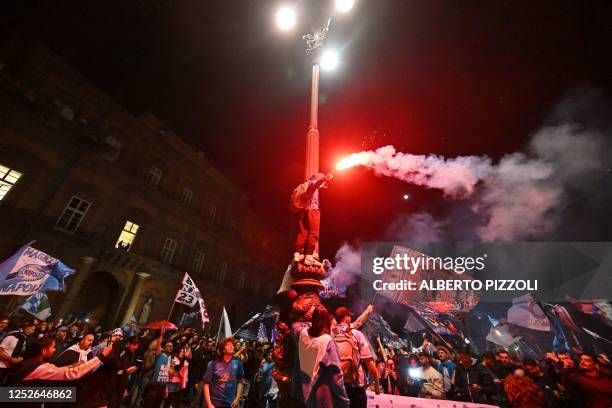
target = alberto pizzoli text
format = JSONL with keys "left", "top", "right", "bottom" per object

{"left": 372, "top": 279, "right": 538, "bottom": 292}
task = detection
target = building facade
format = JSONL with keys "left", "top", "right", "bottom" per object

{"left": 0, "top": 42, "right": 287, "bottom": 330}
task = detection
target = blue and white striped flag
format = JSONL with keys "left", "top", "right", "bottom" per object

{"left": 20, "top": 292, "right": 51, "bottom": 321}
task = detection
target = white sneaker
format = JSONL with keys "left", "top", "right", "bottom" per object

{"left": 304, "top": 255, "right": 322, "bottom": 267}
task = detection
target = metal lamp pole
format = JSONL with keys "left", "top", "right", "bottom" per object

{"left": 303, "top": 18, "right": 330, "bottom": 180}
{"left": 305, "top": 63, "right": 320, "bottom": 180}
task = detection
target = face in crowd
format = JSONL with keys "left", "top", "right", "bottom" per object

{"left": 79, "top": 334, "right": 94, "bottom": 350}
{"left": 127, "top": 341, "right": 140, "bottom": 353}
{"left": 524, "top": 362, "right": 542, "bottom": 377}
{"left": 43, "top": 340, "right": 57, "bottom": 360}
{"left": 579, "top": 354, "right": 599, "bottom": 373}
{"left": 418, "top": 354, "right": 431, "bottom": 368}
{"left": 483, "top": 353, "right": 496, "bottom": 367}
{"left": 0, "top": 318, "right": 9, "bottom": 332}
{"left": 497, "top": 351, "right": 512, "bottom": 366}
{"left": 164, "top": 342, "right": 174, "bottom": 355}
{"left": 458, "top": 352, "right": 473, "bottom": 368}
{"left": 223, "top": 340, "right": 235, "bottom": 355}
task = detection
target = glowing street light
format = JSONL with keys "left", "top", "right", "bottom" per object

{"left": 320, "top": 50, "right": 339, "bottom": 71}
{"left": 276, "top": 6, "right": 296, "bottom": 31}
{"left": 335, "top": 0, "right": 355, "bottom": 13}
{"left": 275, "top": 2, "right": 355, "bottom": 179}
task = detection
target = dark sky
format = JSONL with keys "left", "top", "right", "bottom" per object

{"left": 2, "top": 1, "right": 612, "bottom": 257}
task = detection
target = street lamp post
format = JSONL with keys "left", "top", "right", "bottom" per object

{"left": 273, "top": 4, "right": 354, "bottom": 403}
{"left": 305, "top": 62, "right": 320, "bottom": 179}
{"left": 302, "top": 17, "right": 330, "bottom": 179}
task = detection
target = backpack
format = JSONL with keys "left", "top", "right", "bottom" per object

{"left": 333, "top": 327, "right": 361, "bottom": 386}
{"left": 289, "top": 182, "right": 310, "bottom": 213}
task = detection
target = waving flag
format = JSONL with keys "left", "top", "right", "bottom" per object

{"left": 175, "top": 273, "right": 200, "bottom": 307}
{"left": 566, "top": 295, "right": 612, "bottom": 327}
{"left": 217, "top": 306, "right": 232, "bottom": 342}
{"left": 174, "top": 273, "right": 209, "bottom": 329}
{"left": 20, "top": 292, "right": 51, "bottom": 320}
{"left": 179, "top": 311, "right": 200, "bottom": 327}
{"left": 234, "top": 305, "right": 279, "bottom": 342}
{"left": 486, "top": 323, "right": 522, "bottom": 347}
{"left": 257, "top": 322, "right": 267, "bottom": 340}
{"left": 0, "top": 242, "right": 75, "bottom": 295}
{"left": 507, "top": 294, "right": 550, "bottom": 332}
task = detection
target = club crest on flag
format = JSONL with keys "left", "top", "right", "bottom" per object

{"left": 0, "top": 242, "right": 76, "bottom": 296}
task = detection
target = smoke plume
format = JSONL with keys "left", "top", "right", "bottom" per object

{"left": 337, "top": 91, "right": 610, "bottom": 241}
{"left": 328, "top": 87, "right": 611, "bottom": 287}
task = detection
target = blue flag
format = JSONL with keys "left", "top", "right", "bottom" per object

{"left": 21, "top": 292, "right": 52, "bottom": 320}
{"left": 0, "top": 242, "right": 76, "bottom": 295}
{"left": 179, "top": 311, "right": 200, "bottom": 327}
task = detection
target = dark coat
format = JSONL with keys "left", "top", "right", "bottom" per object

{"left": 451, "top": 361, "right": 495, "bottom": 404}
{"left": 76, "top": 342, "right": 126, "bottom": 407}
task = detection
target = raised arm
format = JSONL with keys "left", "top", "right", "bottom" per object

{"left": 155, "top": 328, "right": 165, "bottom": 356}
{"left": 25, "top": 344, "right": 112, "bottom": 382}
{"left": 351, "top": 304, "right": 374, "bottom": 330}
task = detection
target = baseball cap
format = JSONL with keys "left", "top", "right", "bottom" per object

{"left": 111, "top": 328, "right": 124, "bottom": 337}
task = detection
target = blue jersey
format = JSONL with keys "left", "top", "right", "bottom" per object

{"left": 203, "top": 357, "right": 245, "bottom": 407}
{"left": 150, "top": 352, "right": 171, "bottom": 384}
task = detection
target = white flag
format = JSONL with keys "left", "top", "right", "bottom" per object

{"left": 175, "top": 273, "right": 199, "bottom": 307}
{"left": 174, "top": 273, "right": 209, "bottom": 328}
{"left": 217, "top": 306, "right": 232, "bottom": 341}
{"left": 198, "top": 297, "right": 210, "bottom": 325}
{"left": 507, "top": 294, "right": 550, "bottom": 332}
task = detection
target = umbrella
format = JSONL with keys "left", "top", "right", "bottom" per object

{"left": 146, "top": 320, "right": 177, "bottom": 330}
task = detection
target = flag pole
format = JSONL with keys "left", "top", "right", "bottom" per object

{"left": 165, "top": 301, "right": 176, "bottom": 326}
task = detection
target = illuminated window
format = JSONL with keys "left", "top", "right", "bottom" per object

{"left": 146, "top": 165, "right": 162, "bottom": 188}
{"left": 207, "top": 205, "right": 217, "bottom": 223}
{"left": 161, "top": 238, "right": 178, "bottom": 264}
{"left": 55, "top": 196, "right": 91, "bottom": 234}
{"left": 0, "top": 164, "right": 22, "bottom": 201}
{"left": 181, "top": 188, "right": 193, "bottom": 206}
{"left": 193, "top": 251, "right": 206, "bottom": 274}
{"left": 218, "top": 261, "right": 228, "bottom": 283}
{"left": 115, "top": 221, "right": 139, "bottom": 251}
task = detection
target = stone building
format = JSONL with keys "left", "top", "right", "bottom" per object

{"left": 0, "top": 42, "right": 287, "bottom": 330}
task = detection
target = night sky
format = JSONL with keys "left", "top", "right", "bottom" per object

{"left": 2, "top": 1, "right": 612, "bottom": 257}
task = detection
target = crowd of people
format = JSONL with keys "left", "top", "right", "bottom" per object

{"left": 0, "top": 308, "right": 611, "bottom": 408}
{"left": 0, "top": 315, "right": 276, "bottom": 408}
{"left": 372, "top": 338, "right": 612, "bottom": 408}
